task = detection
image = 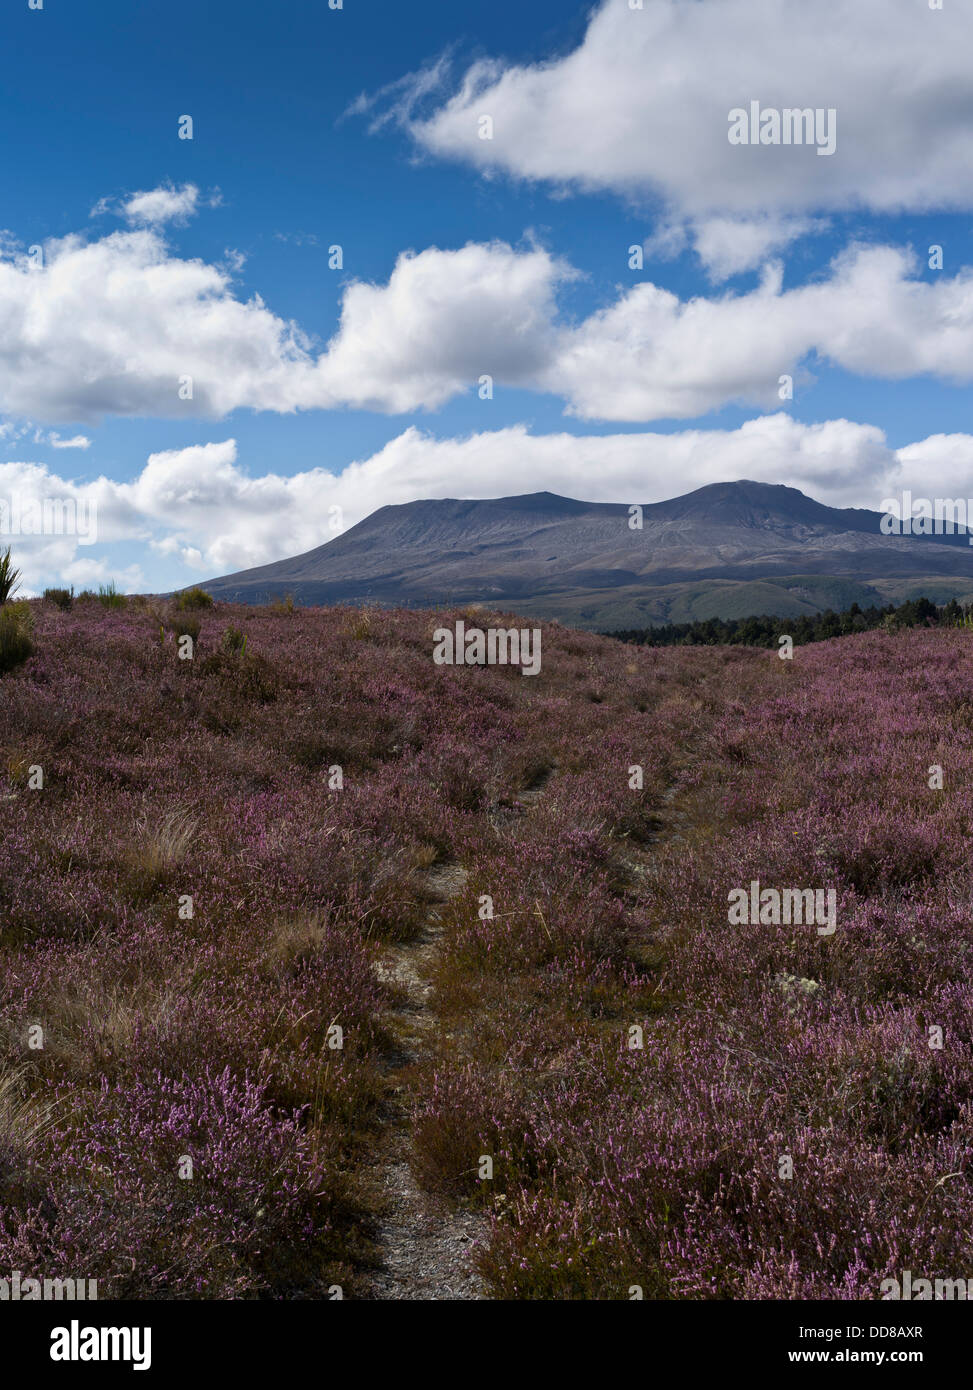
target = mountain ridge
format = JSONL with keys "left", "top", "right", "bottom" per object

{"left": 196, "top": 480, "right": 973, "bottom": 628}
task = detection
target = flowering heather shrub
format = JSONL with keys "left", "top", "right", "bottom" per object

{"left": 2, "top": 602, "right": 972, "bottom": 1298}
{"left": 417, "top": 628, "right": 973, "bottom": 1299}
{"left": 0, "top": 1067, "right": 330, "bottom": 1298}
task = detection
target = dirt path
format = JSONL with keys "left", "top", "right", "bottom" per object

{"left": 366, "top": 861, "right": 487, "bottom": 1300}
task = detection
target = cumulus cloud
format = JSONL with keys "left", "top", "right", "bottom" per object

{"left": 121, "top": 183, "right": 201, "bottom": 226}
{"left": 544, "top": 245, "right": 973, "bottom": 420}
{"left": 2, "top": 219, "right": 973, "bottom": 425}
{"left": 641, "top": 213, "right": 820, "bottom": 279}
{"left": 0, "top": 228, "right": 315, "bottom": 421}
{"left": 395, "top": 0, "right": 973, "bottom": 226}
{"left": 688, "top": 215, "right": 824, "bottom": 281}
{"left": 2, "top": 417, "right": 969, "bottom": 592}
{"left": 0, "top": 230, "right": 570, "bottom": 422}
{"left": 324, "top": 416, "right": 902, "bottom": 519}
{"left": 315, "top": 240, "right": 573, "bottom": 411}
{"left": 92, "top": 183, "right": 209, "bottom": 227}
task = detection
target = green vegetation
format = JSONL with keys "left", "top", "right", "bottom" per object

{"left": 43, "top": 586, "right": 74, "bottom": 610}
{"left": 98, "top": 580, "right": 127, "bottom": 609}
{"left": 174, "top": 586, "right": 215, "bottom": 611}
{"left": 0, "top": 547, "right": 21, "bottom": 604}
{"left": 608, "top": 595, "right": 965, "bottom": 648}
{"left": 0, "top": 601, "right": 34, "bottom": 674}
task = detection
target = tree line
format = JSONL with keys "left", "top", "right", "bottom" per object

{"left": 607, "top": 596, "right": 973, "bottom": 649}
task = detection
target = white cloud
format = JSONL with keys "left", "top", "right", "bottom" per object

{"left": 396, "top": 0, "right": 973, "bottom": 231}
{"left": 0, "top": 230, "right": 571, "bottom": 422}
{"left": 323, "top": 416, "right": 901, "bottom": 520}
{"left": 48, "top": 432, "right": 91, "bottom": 450}
{"left": 4, "top": 417, "right": 970, "bottom": 592}
{"left": 314, "top": 240, "right": 574, "bottom": 411}
{"left": 641, "top": 214, "right": 819, "bottom": 278}
{"left": 0, "top": 228, "right": 314, "bottom": 421}
{"left": 60, "top": 558, "right": 144, "bottom": 593}
{"left": 91, "top": 183, "right": 205, "bottom": 227}
{"left": 2, "top": 221, "right": 973, "bottom": 425}
{"left": 543, "top": 245, "right": 973, "bottom": 420}
{"left": 92, "top": 182, "right": 225, "bottom": 229}
{"left": 2, "top": 420, "right": 91, "bottom": 451}
{"left": 688, "top": 215, "right": 823, "bottom": 281}
{"left": 121, "top": 183, "right": 200, "bottom": 226}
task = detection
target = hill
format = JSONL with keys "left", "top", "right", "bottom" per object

{"left": 197, "top": 481, "right": 973, "bottom": 626}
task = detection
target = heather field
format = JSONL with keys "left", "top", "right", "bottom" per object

{"left": 1, "top": 596, "right": 972, "bottom": 1300}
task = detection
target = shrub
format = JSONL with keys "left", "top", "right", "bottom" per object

{"left": 174, "top": 586, "right": 214, "bottom": 611}
{"left": 43, "top": 587, "right": 73, "bottom": 611}
{"left": 221, "top": 626, "right": 247, "bottom": 655}
{"left": 0, "top": 548, "right": 21, "bottom": 604}
{"left": 199, "top": 647, "right": 279, "bottom": 703}
{"left": 173, "top": 614, "right": 202, "bottom": 644}
{"left": 348, "top": 607, "right": 373, "bottom": 640}
{"left": 0, "top": 602, "right": 34, "bottom": 674}
{"left": 98, "top": 581, "right": 127, "bottom": 609}
{"left": 121, "top": 806, "right": 198, "bottom": 902}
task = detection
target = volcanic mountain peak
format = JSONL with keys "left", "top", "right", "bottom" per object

{"left": 197, "top": 479, "right": 973, "bottom": 628}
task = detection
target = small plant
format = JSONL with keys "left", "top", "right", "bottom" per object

{"left": 221, "top": 626, "right": 247, "bottom": 656}
{"left": 0, "top": 547, "right": 21, "bottom": 604}
{"left": 43, "top": 587, "right": 74, "bottom": 611}
{"left": 174, "top": 587, "right": 214, "bottom": 611}
{"left": 199, "top": 647, "right": 279, "bottom": 703}
{"left": 348, "top": 607, "right": 373, "bottom": 640}
{"left": 174, "top": 614, "right": 202, "bottom": 643}
{"left": 0, "top": 601, "right": 34, "bottom": 674}
{"left": 269, "top": 593, "right": 296, "bottom": 616}
{"left": 122, "top": 805, "right": 199, "bottom": 901}
{"left": 76, "top": 589, "right": 97, "bottom": 602}
{"left": 98, "top": 581, "right": 127, "bottom": 609}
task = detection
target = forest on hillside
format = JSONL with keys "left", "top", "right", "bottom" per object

{"left": 608, "top": 595, "right": 971, "bottom": 648}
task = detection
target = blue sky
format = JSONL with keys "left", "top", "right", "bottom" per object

{"left": 2, "top": 0, "right": 972, "bottom": 592}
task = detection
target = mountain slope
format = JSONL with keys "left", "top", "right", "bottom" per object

{"left": 198, "top": 481, "right": 973, "bottom": 626}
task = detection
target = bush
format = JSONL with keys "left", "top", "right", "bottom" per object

{"left": 43, "top": 587, "right": 74, "bottom": 611}
{"left": 0, "top": 602, "right": 34, "bottom": 674}
{"left": 199, "top": 647, "right": 279, "bottom": 703}
{"left": 98, "top": 581, "right": 127, "bottom": 609}
{"left": 221, "top": 626, "right": 247, "bottom": 655}
{"left": 173, "top": 614, "right": 202, "bottom": 643}
{"left": 174, "top": 587, "right": 214, "bottom": 611}
{"left": 348, "top": 608, "right": 373, "bottom": 640}
{"left": 0, "top": 548, "right": 21, "bottom": 604}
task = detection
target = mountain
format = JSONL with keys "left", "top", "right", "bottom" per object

{"left": 197, "top": 481, "right": 973, "bottom": 628}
